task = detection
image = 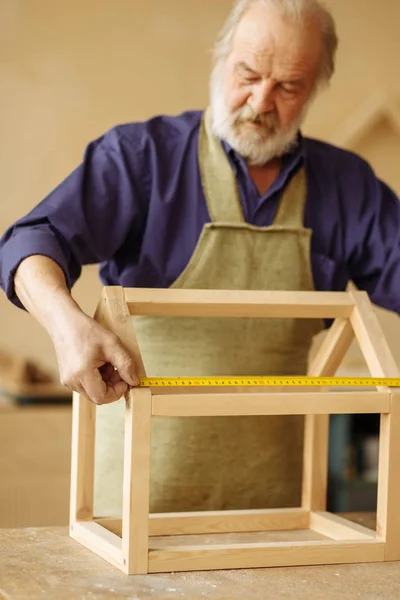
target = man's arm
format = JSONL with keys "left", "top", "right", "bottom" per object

{"left": 349, "top": 175, "right": 400, "bottom": 316}
{"left": 0, "top": 126, "right": 146, "bottom": 403}
{"left": 14, "top": 255, "right": 139, "bottom": 403}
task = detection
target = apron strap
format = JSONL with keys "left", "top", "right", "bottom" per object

{"left": 273, "top": 168, "right": 307, "bottom": 228}
{"left": 198, "top": 108, "right": 245, "bottom": 223}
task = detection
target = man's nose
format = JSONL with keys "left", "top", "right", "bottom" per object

{"left": 248, "top": 81, "right": 276, "bottom": 115}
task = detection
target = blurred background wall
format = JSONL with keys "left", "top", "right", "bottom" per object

{"left": 1, "top": 0, "right": 400, "bottom": 372}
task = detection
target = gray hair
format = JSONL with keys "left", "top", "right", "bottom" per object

{"left": 213, "top": 0, "right": 338, "bottom": 88}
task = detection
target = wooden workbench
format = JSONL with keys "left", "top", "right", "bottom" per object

{"left": 1, "top": 514, "right": 399, "bottom": 599}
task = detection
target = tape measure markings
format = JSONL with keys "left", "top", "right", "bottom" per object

{"left": 139, "top": 376, "right": 400, "bottom": 388}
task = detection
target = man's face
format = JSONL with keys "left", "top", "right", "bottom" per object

{"left": 211, "top": 2, "right": 323, "bottom": 165}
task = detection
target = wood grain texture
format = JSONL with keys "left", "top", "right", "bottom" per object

{"left": 308, "top": 318, "right": 355, "bottom": 377}
{"left": 70, "top": 521, "right": 123, "bottom": 570}
{"left": 349, "top": 291, "right": 400, "bottom": 379}
{"left": 122, "top": 387, "right": 152, "bottom": 574}
{"left": 377, "top": 392, "right": 400, "bottom": 560}
{"left": 310, "top": 512, "right": 377, "bottom": 540}
{"left": 125, "top": 288, "right": 354, "bottom": 319}
{"left": 97, "top": 286, "right": 147, "bottom": 378}
{"left": 97, "top": 508, "right": 310, "bottom": 537}
{"left": 151, "top": 392, "right": 389, "bottom": 417}
{"left": 147, "top": 539, "right": 384, "bottom": 573}
{"left": 70, "top": 392, "right": 95, "bottom": 523}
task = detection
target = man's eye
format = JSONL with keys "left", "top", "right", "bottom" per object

{"left": 280, "top": 84, "right": 297, "bottom": 94}
{"left": 242, "top": 76, "right": 258, "bottom": 84}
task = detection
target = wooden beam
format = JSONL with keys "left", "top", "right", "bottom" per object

{"left": 97, "top": 286, "right": 147, "bottom": 378}
{"left": 302, "top": 318, "right": 355, "bottom": 512}
{"left": 151, "top": 392, "right": 389, "bottom": 417}
{"left": 70, "top": 522, "right": 123, "bottom": 570}
{"left": 302, "top": 412, "right": 329, "bottom": 512}
{"left": 125, "top": 289, "right": 354, "bottom": 319}
{"left": 94, "top": 287, "right": 152, "bottom": 572}
{"left": 122, "top": 388, "right": 152, "bottom": 574}
{"left": 97, "top": 508, "right": 310, "bottom": 537}
{"left": 330, "top": 91, "right": 390, "bottom": 148}
{"left": 308, "top": 318, "right": 354, "bottom": 377}
{"left": 69, "top": 391, "right": 96, "bottom": 522}
{"left": 147, "top": 539, "right": 384, "bottom": 573}
{"left": 377, "top": 392, "right": 400, "bottom": 560}
{"left": 310, "top": 512, "right": 377, "bottom": 540}
{"left": 149, "top": 508, "right": 309, "bottom": 537}
{"left": 349, "top": 291, "right": 399, "bottom": 379}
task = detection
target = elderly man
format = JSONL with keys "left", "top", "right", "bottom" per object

{"left": 1, "top": 0, "right": 399, "bottom": 515}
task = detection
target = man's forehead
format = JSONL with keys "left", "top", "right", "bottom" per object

{"left": 231, "top": 3, "right": 322, "bottom": 74}
{"left": 231, "top": 40, "right": 317, "bottom": 77}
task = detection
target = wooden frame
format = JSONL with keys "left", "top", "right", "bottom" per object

{"left": 70, "top": 287, "right": 400, "bottom": 574}
{"left": 330, "top": 91, "right": 400, "bottom": 149}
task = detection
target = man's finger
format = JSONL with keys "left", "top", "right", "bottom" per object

{"left": 80, "top": 369, "right": 118, "bottom": 405}
{"left": 103, "top": 379, "right": 129, "bottom": 402}
{"left": 99, "top": 362, "right": 127, "bottom": 385}
{"left": 99, "top": 363, "right": 115, "bottom": 380}
{"left": 106, "top": 345, "right": 139, "bottom": 387}
{"left": 107, "top": 368, "right": 125, "bottom": 385}
{"left": 74, "top": 381, "right": 91, "bottom": 401}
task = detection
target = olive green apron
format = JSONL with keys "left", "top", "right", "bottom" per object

{"left": 93, "top": 109, "right": 322, "bottom": 517}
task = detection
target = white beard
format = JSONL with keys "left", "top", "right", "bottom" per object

{"left": 209, "top": 62, "right": 311, "bottom": 166}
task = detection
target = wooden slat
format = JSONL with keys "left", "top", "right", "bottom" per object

{"left": 149, "top": 508, "right": 309, "bottom": 537}
{"left": 308, "top": 318, "right": 355, "bottom": 377}
{"left": 377, "top": 392, "right": 400, "bottom": 560}
{"left": 349, "top": 291, "right": 400, "bottom": 379}
{"left": 148, "top": 383, "right": 352, "bottom": 396}
{"left": 122, "top": 387, "right": 152, "bottom": 574}
{"left": 69, "top": 391, "right": 96, "bottom": 522}
{"left": 71, "top": 522, "right": 123, "bottom": 570}
{"left": 97, "top": 508, "right": 310, "bottom": 537}
{"left": 349, "top": 293, "right": 400, "bottom": 559}
{"left": 148, "top": 539, "right": 384, "bottom": 573}
{"left": 310, "top": 512, "right": 377, "bottom": 540}
{"left": 125, "top": 288, "right": 354, "bottom": 319}
{"left": 302, "top": 317, "right": 355, "bottom": 512}
{"left": 95, "top": 287, "right": 152, "bottom": 573}
{"left": 95, "top": 518, "right": 123, "bottom": 536}
{"left": 302, "top": 412, "right": 329, "bottom": 512}
{"left": 301, "top": 414, "right": 329, "bottom": 510}
{"left": 151, "top": 392, "right": 389, "bottom": 417}
{"left": 98, "top": 286, "right": 147, "bottom": 378}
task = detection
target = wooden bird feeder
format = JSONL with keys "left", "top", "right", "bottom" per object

{"left": 70, "top": 286, "right": 400, "bottom": 574}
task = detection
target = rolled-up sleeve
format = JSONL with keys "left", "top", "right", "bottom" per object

{"left": 0, "top": 226, "right": 75, "bottom": 307}
{"left": 0, "top": 126, "right": 145, "bottom": 308}
{"left": 348, "top": 169, "right": 400, "bottom": 315}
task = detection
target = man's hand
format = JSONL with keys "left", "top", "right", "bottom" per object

{"left": 52, "top": 312, "right": 139, "bottom": 404}
{"left": 14, "top": 255, "right": 139, "bottom": 405}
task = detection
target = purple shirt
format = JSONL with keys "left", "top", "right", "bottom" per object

{"left": 1, "top": 110, "right": 400, "bottom": 315}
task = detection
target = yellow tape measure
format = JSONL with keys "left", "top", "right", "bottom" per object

{"left": 139, "top": 376, "right": 400, "bottom": 388}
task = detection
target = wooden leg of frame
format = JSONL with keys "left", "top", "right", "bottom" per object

{"left": 121, "top": 388, "right": 152, "bottom": 574}
{"left": 302, "top": 414, "right": 329, "bottom": 511}
{"left": 302, "top": 318, "right": 354, "bottom": 510}
{"left": 70, "top": 391, "right": 96, "bottom": 523}
{"left": 377, "top": 392, "right": 400, "bottom": 560}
